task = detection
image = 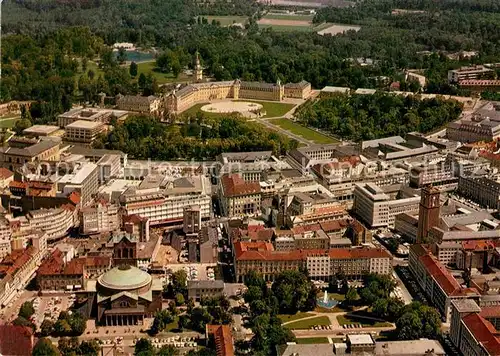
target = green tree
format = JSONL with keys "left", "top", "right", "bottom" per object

{"left": 138, "top": 73, "right": 147, "bottom": 89}
{"left": 33, "top": 338, "right": 60, "bottom": 356}
{"left": 175, "top": 293, "right": 185, "bottom": 306}
{"left": 130, "top": 62, "right": 138, "bottom": 77}
{"left": 178, "top": 314, "right": 190, "bottom": 331}
{"left": 134, "top": 338, "right": 155, "bottom": 356}
{"left": 156, "top": 52, "right": 171, "bottom": 73}
{"left": 117, "top": 47, "right": 127, "bottom": 64}
{"left": 14, "top": 118, "right": 32, "bottom": 135}
{"left": 171, "top": 269, "right": 188, "bottom": 297}
{"left": 158, "top": 345, "right": 179, "bottom": 356}
{"left": 54, "top": 319, "right": 72, "bottom": 335}
{"left": 40, "top": 319, "right": 54, "bottom": 336}
{"left": 12, "top": 316, "right": 34, "bottom": 330}
{"left": 344, "top": 286, "right": 359, "bottom": 307}
{"left": 18, "top": 301, "right": 35, "bottom": 319}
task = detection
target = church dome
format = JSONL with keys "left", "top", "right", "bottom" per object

{"left": 97, "top": 265, "right": 152, "bottom": 291}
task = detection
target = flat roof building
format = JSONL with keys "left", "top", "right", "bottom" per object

{"left": 65, "top": 120, "right": 106, "bottom": 145}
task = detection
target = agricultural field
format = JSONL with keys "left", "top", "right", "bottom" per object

{"left": 257, "top": 13, "right": 360, "bottom": 35}
{"left": 317, "top": 23, "right": 361, "bottom": 36}
{"left": 268, "top": 118, "right": 338, "bottom": 144}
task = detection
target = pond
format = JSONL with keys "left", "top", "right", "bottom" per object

{"left": 114, "top": 50, "right": 155, "bottom": 62}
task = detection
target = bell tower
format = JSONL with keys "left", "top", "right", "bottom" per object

{"left": 194, "top": 51, "right": 203, "bottom": 81}
{"left": 417, "top": 186, "right": 441, "bottom": 243}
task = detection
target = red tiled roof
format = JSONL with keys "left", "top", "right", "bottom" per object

{"left": 291, "top": 224, "right": 321, "bottom": 235}
{"left": 67, "top": 191, "right": 81, "bottom": 205}
{"left": 234, "top": 241, "right": 390, "bottom": 262}
{"left": 462, "top": 240, "right": 495, "bottom": 251}
{"left": 9, "top": 181, "right": 27, "bottom": 189}
{"left": 221, "top": 174, "right": 261, "bottom": 197}
{"left": 480, "top": 306, "right": 500, "bottom": 319}
{"left": 206, "top": 324, "right": 234, "bottom": 356}
{"left": 420, "top": 254, "right": 461, "bottom": 295}
{"left": 248, "top": 229, "right": 274, "bottom": 242}
{"left": 0, "top": 325, "right": 34, "bottom": 356}
{"left": 85, "top": 256, "right": 111, "bottom": 267}
{"left": 462, "top": 313, "right": 500, "bottom": 355}
{"left": 0, "top": 168, "right": 13, "bottom": 179}
{"left": 320, "top": 219, "right": 348, "bottom": 232}
{"left": 37, "top": 249, "right": 84, "bottom": 276}
{"left": 0, "top": 247, "right": 36, "bottom": 277}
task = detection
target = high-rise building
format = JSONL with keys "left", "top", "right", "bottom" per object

{"left": 416, "top": 186, "right": 440, "bottom": 243}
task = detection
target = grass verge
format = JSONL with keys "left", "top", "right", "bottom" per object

{"left": 135, "top": 61, "right": 189, "bottom": 84}
{"left": 278, "top": 312, "right": 315, "bottom": 323}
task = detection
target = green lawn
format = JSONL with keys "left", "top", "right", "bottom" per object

{"left": 0, "top": 118, "right": 19, "bottom": 129}
{"left": 236, "top": 100, "right": 295, "bottom": 118}
{"left": 181, "top": 100, "right": 295, "bottom": 119}
{"left": 337, "top": 314, "right": 393, "bottom": 328}
{"left": 278, "top": 312, "right": 315, "bottom": 323}
{"left": 203, "top": 16, "right": 249, "bottom": 26}
{"left": 286, "top": 316, "right": 331, "bottom": 330}
{"left": 135, "top": 61, "right": 189, "bottom": 84}
{"left": 268, "top": 118, "right": 338, "bottom": 144}
{"left": 296, "top": 337, "right": 330, "bottom": 344}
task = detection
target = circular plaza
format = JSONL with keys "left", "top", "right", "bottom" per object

{"left": 200, "top": 101, "right": 264, "bottom": 117}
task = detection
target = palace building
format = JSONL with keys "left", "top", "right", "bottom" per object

{"left": 165, "top": 54, "right": 311, "bottom": 113}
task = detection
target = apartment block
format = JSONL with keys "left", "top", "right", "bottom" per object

{"left": 353, "top": 183, "right": 420, "bottom": 228}
{"left": 447, "top": 104, "right": 500, "bottom": 143}
{"left": 57, "top": 162, "right": 99, "bottom": 205}
{"left": 24, "top": 206, "right": 76, "bottom": 242}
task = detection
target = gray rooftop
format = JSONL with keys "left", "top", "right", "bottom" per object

{"left": 187, "top": 280, "right": 224, "bottom": 289}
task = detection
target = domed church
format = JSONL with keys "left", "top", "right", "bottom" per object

{"left": 95, "top": 264, "right": 162, "bottom": 326}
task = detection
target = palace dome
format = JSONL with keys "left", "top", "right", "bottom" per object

{"left": 97, "top": 265, "right": 152, "bottom": 291}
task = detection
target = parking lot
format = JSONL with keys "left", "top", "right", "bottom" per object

{"left": 32, "top": 294, "right": 75, "bottom": 330}
{"left": 395, "top": 266, "right": 429, "bottom": 304}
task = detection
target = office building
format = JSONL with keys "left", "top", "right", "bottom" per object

{"left": 80, "top": 200, "right": 120, "bottom": 235}
{"left": 0, "top": 138, "right": 60, "bottom": 171}
{"left": 57, "top": 162, "right": 99, "bottom": 205}
{"left": 64, "top": 120, "right": 106, "bottom": 145}
{"left": 447, "top": 104, "right": 500, "bottom": 143}
{"left": 353, "top": 183, "right": 420, "bottom": 228}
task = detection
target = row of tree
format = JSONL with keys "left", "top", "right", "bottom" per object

{"left": 294, "top": 92, "right": 463, "bottom": 141}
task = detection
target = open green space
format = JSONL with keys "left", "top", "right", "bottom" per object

{"left": 0, "top": 118, "right": 19, "bottom": 129}
{"left": 263, "top": 14, "right": 315, "bottom": 21}
{"left": 203, "top": 16, "right": 249, "bottom": 26}
{"left": 182, "top": 100, "right": 295, "bottom": 119}
{"left": 296, "top": 337, "right": 330, "bottom": 344}
{"left": 237, "top": 100, "right": 295, "bottom": 118}
{"left": 285, "top": 316, "right": 331, "bottom": 330}
{"left": 135, "top": 61, "right": 189, "bottom": 84}
{"left": 278, "top": 312, "right": 315, "bottom": 323}
{"left": 268, "top": 118, "right": 338, "bottom": 144}
{"left": 337, "top": 314, "right": 393, "bottom": 328}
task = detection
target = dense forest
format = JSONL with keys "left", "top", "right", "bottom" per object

{"left": 294, "top": 93, "right": 463, "bottom": 141}
{"left": 94, "top": 115, "right": 298, "bottom": 160}
{"left": 3, "top": 0, "right": 500, "bottom": 97}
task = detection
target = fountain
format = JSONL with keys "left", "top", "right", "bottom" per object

{"left": 317, "top": 289, "right": 338, "bottom": 309}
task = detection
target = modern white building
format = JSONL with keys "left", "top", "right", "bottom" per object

{"left": 353, "top": 183, "right": 420, "bottom": 228}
